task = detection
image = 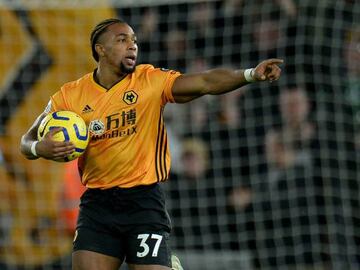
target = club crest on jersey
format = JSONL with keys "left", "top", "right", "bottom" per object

{"left": 123, "top": 90, "right": 138, "bottom": 105}
{"left": 89, "top": 119, "right": 105, "bottom": 135}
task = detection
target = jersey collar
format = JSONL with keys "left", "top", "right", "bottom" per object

{"left": 91, "top": 68, "right": 131, "bottom": 92}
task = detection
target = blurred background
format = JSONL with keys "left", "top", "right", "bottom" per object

{"left": 0, "top": 0, "right": 359, "bottom": 269}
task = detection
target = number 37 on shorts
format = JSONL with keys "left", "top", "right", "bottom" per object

{"left": 136, "top": 233, "right": 163, "bottom": 257}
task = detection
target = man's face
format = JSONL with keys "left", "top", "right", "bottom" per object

{"left": 97, "top": 23, "right": 138, "bottom": 73}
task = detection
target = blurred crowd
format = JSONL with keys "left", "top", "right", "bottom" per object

{"left": 0, "top": 0, "right": 359, "bottom": 269}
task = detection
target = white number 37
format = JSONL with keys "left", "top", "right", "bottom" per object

{"left": 136, "top": 234, "right": 163, "bottom": 258}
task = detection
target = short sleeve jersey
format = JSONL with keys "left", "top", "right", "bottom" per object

{"left": 49, "top": 64, "right": 181, "bottom": 189}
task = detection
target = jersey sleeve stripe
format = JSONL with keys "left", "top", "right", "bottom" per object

{"left": 155, "top": 108, "right": 169, "bottom": 182}
{"left": 161, "top": 135, "right": 168, "bottom": 182}
{"left": 158, "top": 116, "right": 166, "bottom": 181}
{"left": 155, "top": 110, "right": 162, "bottom": 182}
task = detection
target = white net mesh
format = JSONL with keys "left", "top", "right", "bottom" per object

{"left": 0, "top": 0, "right": 359, "bottom": 270}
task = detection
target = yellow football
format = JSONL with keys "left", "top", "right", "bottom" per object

{"left": 37, "top": 111, "right": 89, "bottom": 162}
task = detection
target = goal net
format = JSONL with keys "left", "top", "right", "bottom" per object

{"left": 0, "top": 0, "right": 359, "bottom": 269}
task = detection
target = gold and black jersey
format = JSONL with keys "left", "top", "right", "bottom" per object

{"left": 49, "top": 64, "right": 181, "bottom": 189}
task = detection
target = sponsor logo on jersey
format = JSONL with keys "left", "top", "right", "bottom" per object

{"left": 89, "top": 119, "right": 105, "bottom": 135}
{"left": 89, "top": 109, "right": 137, "bottom": 141}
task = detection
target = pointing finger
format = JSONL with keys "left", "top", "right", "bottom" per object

{"left": 264, "top": 58, "right": 284, "bottom": 65}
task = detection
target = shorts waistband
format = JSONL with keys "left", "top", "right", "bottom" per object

{"left": 87, "top": 183, "right": 158, "bottom": 195}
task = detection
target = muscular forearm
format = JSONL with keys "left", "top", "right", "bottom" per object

{"left": 20, "top": 133, "right": 39, "bottom": 160}
{"left": 172, "top": 58, "right": 283, "bottom": 103}
{"left": 19, "top": 113, "right": 45, "bottom": 160}
{"left": 172, "top": 68, "right": 252, "bottom": 103}
{"left": 202, "top": 68, "right": 249, "bottom": 95}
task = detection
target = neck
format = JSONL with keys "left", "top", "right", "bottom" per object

{"left": 95, "top": 66, "right": 127, "bottom": 90}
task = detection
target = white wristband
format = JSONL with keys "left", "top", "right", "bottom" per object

{"left": 30, "top": 141, "right": 39, "bottom": 157}
{"left": 244, "top": 68, "right": 256, "bottom": 82}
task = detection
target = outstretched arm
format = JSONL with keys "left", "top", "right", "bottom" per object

{"left": 20, "top": 112, "right": 75, "bottom": 161}
{"left": 172, "top": 58, "right": 283, "bottom": 103}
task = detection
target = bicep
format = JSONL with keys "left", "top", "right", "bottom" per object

{"left": 171, "top": 73, "right": 207, "bottom": 103}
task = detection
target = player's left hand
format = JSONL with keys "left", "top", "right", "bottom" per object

{"left": 253, "top": 58, "right": 284, "bottom": 82}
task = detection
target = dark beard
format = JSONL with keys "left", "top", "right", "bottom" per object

{"left": 120, "top": 62, "right": 136, "bottom": 74}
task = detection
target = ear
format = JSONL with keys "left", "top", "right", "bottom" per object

{"left": 95, "top": 44, "right": 105, "bottom": 58}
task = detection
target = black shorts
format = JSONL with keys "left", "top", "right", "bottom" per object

{"left": 73, "top": 183, "right": 172, "bottom": 267}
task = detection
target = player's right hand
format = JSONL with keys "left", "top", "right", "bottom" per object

{"left": 36, "top": 127, "right": 75, "bottom": 161}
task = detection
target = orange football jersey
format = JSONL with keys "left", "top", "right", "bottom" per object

{"left": 48, "top": 64, "right": 181, "bottom": 189}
